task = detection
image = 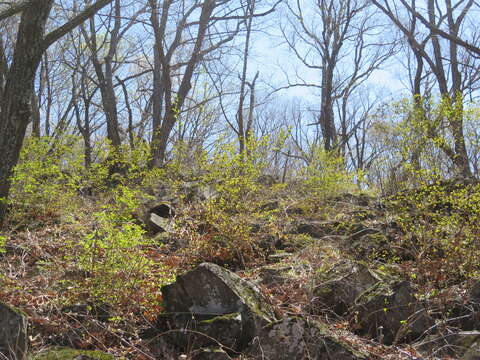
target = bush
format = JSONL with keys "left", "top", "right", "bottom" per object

{"left": 387, "top": 179, "right": 480, "bottom": 286}
{"left": 301, "top": 146, "right": 354, "bottom": 200}
{"left": 9, "top": 136, "right": 83, "bottom": 222}
{"left": 172, "top": 137, "right": 280, "bottom": 267}
{"left": 71, "top": 185, "right": 173, "bottom": 306}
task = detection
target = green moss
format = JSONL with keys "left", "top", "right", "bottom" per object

{"left": 1, "top": 301, "right": 28, "bottom": 318}
{"left": 354, "top": 273, "right": 398, "bottom": 306}
{"left": 199, "top": 312, "right": 241, "bottom": 325}
{"left": 33, "top": 348, "right": 116, "bottom": 360}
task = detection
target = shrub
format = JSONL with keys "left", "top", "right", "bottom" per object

{"left": 9, "top": 136, "right": 83, "bottom": 222}
{"left": 301, "top": 146, "right": 354, "bottom": 200}
{"left": 70, "top": 185, "right": 173, "bottom": 306}
{"left": 174, "top": 137, "right": 280, "bottom": 267}
{"left": 387, "top": 179, "right": 480, "bottom": 286}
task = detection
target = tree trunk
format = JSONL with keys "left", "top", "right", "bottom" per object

{"left": 0, "top": 0, "right": 114, "bottom": 226}
{"left": 0, "top": 0, "right": 54, "bottom": 225}
{"left": 150, "top": 0, "right": 216, "bottom": 167}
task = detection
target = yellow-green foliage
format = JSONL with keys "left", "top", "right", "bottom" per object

{"left": 388, "top": 180, "right": 480, "bottom": 284}
{"left": 9, "top": 136, "right": 83, "bottom": 220}
{"left": 0, "top": 235, "right": 6, "bottom": 254}
{"left": 301, "top": 146, "right": 354, "bottom": 199}
{"left": 381, "top": 94, "right": 473, "bottom": 188}
{"left": 86, "top": 139, "right": 155, "bottom": 190}
{"left": 171, "top": 137, "right": 279, "bottom": 265}
{"left": 73, "top": 185, "right": 172, "bottom": 305}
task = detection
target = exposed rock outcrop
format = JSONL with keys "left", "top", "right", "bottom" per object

{"left": 146, "top": 263, "right": 373, "bottom": 359}
{"left": 247, "top": 317, "right": 369, "bottom": 360}
{"left": 150, "top": 262, "right": 276, "bottom": 352}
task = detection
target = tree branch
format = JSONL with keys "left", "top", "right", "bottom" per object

{"left": 0, "top": 0, "right": 31, "bottom": 21}
{"left": 43, "top": 0, "right": 114, "bottom": 49}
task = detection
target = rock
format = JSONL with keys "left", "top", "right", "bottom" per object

{"left": 247, "top": 317, "right": 368, "bottom": 360}
{"left": 416, "top": 331, "right": 480, "bottom": 359}
{"left": 353, "top": 280, "right": 432, "bottom": 344}
{"left": 181, "top": 181, "right": 218, "bottom": 203}
{"left": 312, "top": 261, "right": 379, "bottom": 316}
{"left": 155, "top": 312, "right": 243, "bottom": 350}
{"left": 192, "top": 347, "right": 232, "bottom": 360}
{"left": 331, "top": 192, "right": 374, "bottom": 207}
{"left": 343, "top": 230, "right": 391, "bottom": 260}
{"left": 0, "top": 302, "right": 28, "bottom": 360}
{"left": 257, "top": 265, "right": 293, "bottom": 287}
{"left": 33, "top": 347, "right": 115, "bottom": 360}
{"left": 160, "top": 263, "right": 277, "bottom": 350}
{"left": 295, "top": 221, "right": 366, "bottom": 239}
{"left": 145, "top": 202, "right": 175, "bottom": 234}
{"left": 295, "top": 221, "right": 332, "bottom": 238}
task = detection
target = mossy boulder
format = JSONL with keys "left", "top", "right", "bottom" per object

{"left": 247, "top": 317, "right": 369, "bottom": 360}
{"left": 312, "top": 261, "right": 379, "bottom": 316}
{"left": 256, "top": 265, "right": 294, "bottom": 287}
{"left": 155, "top": 312, "right": 243, "bottom": 351}
{"left": 0, "top": 302, "right": 28, "bottom": 360}
{"left": 33, "top": 347, "right": 115, "bottom": 360}
{"left": 160, "top": 263, "right": 277, "bottom": 350}
{"left": 343, "top": 230, "right": 391, "bottom": 260}
{"left": 353, "top": 280, "right": 432, "bottom": 344}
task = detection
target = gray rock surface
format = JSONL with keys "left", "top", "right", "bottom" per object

{"left": 247, "top": 317, "right": 369, "bottom": 360}
{"left": 160, "top": 262, "right": 277, "bottom": 350}
{"left": 354, "top": 280, "right": 432, "bottom": 344}
{"left": 0, "top": 302, "right": 28, "bottom": 360}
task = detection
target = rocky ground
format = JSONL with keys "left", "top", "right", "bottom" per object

{"left": 2, "top": 184, "right": 480, "bottom": 359}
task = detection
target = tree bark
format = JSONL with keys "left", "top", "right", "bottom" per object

{"left": 150, "top": 0, "right": 216, "bottom": 167}
{"left": 0, "top": 0, "right": 54, "bottom": 225}
{"left": 0, "top": 0, "right": 114, "bottom": 226}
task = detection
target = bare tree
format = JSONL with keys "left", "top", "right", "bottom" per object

{"left": 372, "top": 0, "right": 478, "bottom": 177}
{"left": 0, "top": 0, "right": 114, "bottom": 226}
{"left": 280, "top": 0, "right": 393, "bottom": 152}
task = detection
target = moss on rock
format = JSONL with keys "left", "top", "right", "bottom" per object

{"left": 33, "top": 347, "right": 116, "bottom": 360}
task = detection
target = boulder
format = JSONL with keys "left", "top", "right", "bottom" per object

{"left": 155, "top": 312, "right": 243, "bottom": 350}
{"left": 295, "top": 221, "right": 366, "bottom": 239}
{"left": 312, "top": 261, "right": 379, "bottom": 316}
{"left": 353, "top": 280, "right": 432, "bottom": 344}
{"left": 343, "top": 230, "right": 391, "bottom": 260}
{"left": 295, "top": 221, "right": 333, "bottom": 238}
{"left": 247, "top": 317, "right": 368, "bottom": 360}
{"left": 145, "top": 202, "right": 175, "bottom": 233}
{"left": 181, "top": 181, "right": 218, "bottom": 203}
{"left": 257, "top": 265, "right": 294, "bottom": 287}
{"left": 159, "top": 263, "right": 277, "bottom": 350}
{"left": 312, "top": 261, "right": 432, "bottom": 344}
{"left": 0, "top": 302, "right": 28, "bottom": 360}
{"left": 192, "top": 347, "right": 232, "bottom": 360}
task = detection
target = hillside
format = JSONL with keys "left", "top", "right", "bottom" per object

{"left": 2, "top": 175, "right": 480, "bottom": 359}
